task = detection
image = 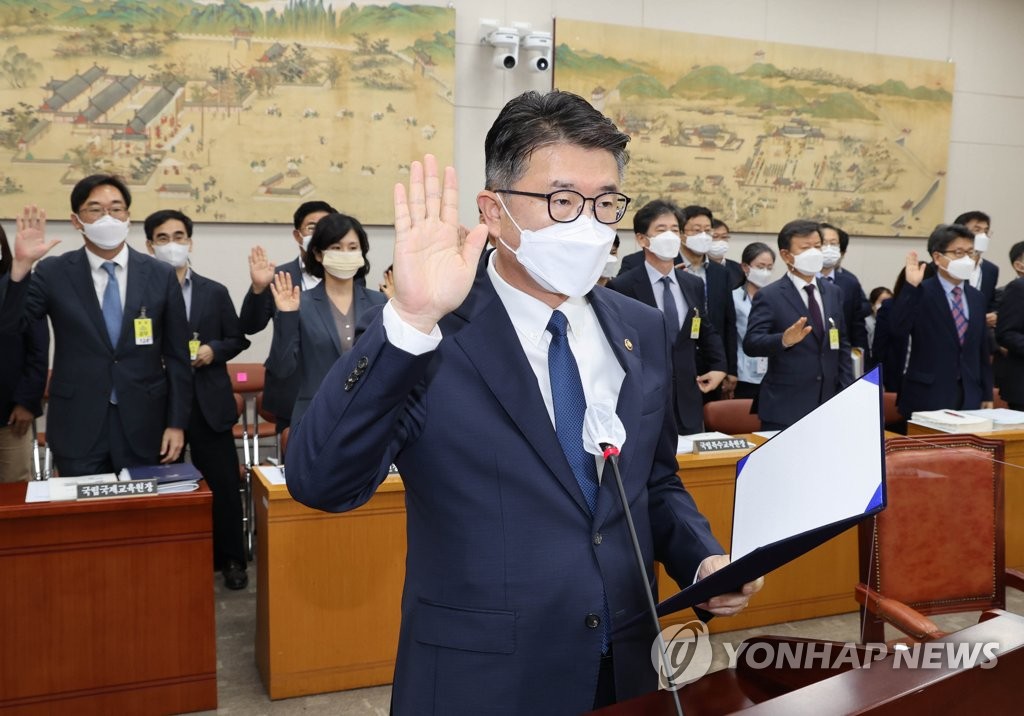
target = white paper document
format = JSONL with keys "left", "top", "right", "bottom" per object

{"left": 260, "top": 465, "right": 287, "bottom": 485}
{"left": 729, "top": 372, "right": 885, "bottom": 560}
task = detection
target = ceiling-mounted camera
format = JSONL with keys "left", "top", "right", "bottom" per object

{"left": 481, "top": 23, "right": 520, "bottom": 70}
{"left": 521, "top": 31, "right": 553, "bottom": 73}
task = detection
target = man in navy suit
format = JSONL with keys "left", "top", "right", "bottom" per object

{"left": 677, "top": 205, "right": 738, "bottom": 400}
{"left": 0, "top": 176, "right": 191, "bottom": 476}
{"left": 954, "top": 210, "right": 999, "bottom": 319}
{"left": 607, "top": 199, "right": 726, "bottom": 434}
{"left": 890, "top": 224, "right": 994, "bottom": 416}
{"left": 995, "top": 241, "right": 1024, "bottom": 410}
{"left": 285, "top": 91, "right": 762, "bottom": 714}
{"left": 144, "top": 209, "right": 250, "bottom": 590}
{"left": 818, "top": 223, "right": 870, "bottom": 361}
{"left": 744, "top": 220, "right": 853, "bottom": 430}
{"left": 239, "top": 200, "right": 336, "bottom": 432}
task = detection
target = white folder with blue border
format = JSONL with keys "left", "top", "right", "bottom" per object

{"left": 653, "top": 366, "right": 887, "bottom": 616}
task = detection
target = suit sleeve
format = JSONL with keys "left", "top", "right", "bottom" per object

{"left": 996, "top": 281, "right": 1024, "bottom": 357}
{"left": 0, "top": 269, "right": 48, "bottom": 336}
{"left": 646, "top": 315, "right": 724, "bottom": 584}
{"left": 847, "top": 279, "right": 870, "bottom": 352}
{"left": 12, "top": 317, "right": 49, "bottom": 417}
{"left": 162, "top": 270, "right": 193, "bottom": 430}
{"left": 743, "top": 290, "right": 785, "bottom": 357}
{"left": 268, "top": 309, "right": 300, "bottom": 380}
{"left": 285, "top": 316, "right": 432, "bottom": 512}
{"left": 694, "top": 285, "right": 726, "bottom": 373}
{"left": 239, "top": 286, "right": 274, "bottom": 335}
{"left": 887, "top": 283, "right": 922, "bottom": 339}
{"left": 720, "top": 283, "right": 738, "bottom": 375}
{"left": 207, "top": 285, "right": 249, "bottom": 364}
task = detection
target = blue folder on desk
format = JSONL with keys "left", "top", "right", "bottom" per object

{"left": 125, "top": 463, "right": 203, "bottom": 484}
{"left": 654, "top": 367, "right": 886, "bottom": 617}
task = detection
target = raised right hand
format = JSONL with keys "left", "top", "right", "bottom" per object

{"left": 781, "top": 316, "right": 813, "bottom": 348}
{"left": 390, "top": 154, "right": 489, "bottom": 334}
{"left": 269, "top": 271, "right": 300, "bottom": 312}
{"left": 249, "top": 245, "right": 276, "bottom": 294}
{"left": 12, "top": 205, "right": 59, "bottom": 281}
{"left": 904, "top": 251, "right": 926, "bottom": 287}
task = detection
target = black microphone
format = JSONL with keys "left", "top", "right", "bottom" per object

{"left": 584, "top": 407, "right": 685, "bottom": 716}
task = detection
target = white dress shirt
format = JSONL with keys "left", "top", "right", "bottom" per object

{"left": 786, "top": 271, "right": 826, "bottom": 327}
{"left": 644, "top": 261, "right": 688, "bottom": 332}
{"left": 299, "top": 255, "right": 322, "bottom": 291}
{"left": 382, "top": 253, "right": 625, "bottom": 461}
{"left": 86, "top": 243, "right": 129, "bottom": 309}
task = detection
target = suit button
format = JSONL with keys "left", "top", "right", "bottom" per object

{"left": 593, "top": 533, "right": 603, "bottom": 545}
{"left": 585, "top": 613, "right": 601, "bottom": 629}
{"left": 357, "top": 356, "right": 369, "bottom": 369}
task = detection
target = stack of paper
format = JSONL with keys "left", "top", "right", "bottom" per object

{"left": 959, "top": 408, "right": 1024, "bottom": 430}
{"left": 910, "top": 410, "right": 993, "bottom": 433}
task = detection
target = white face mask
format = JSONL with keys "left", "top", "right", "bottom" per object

{"left": 684, "top": 231, "right": 713, "bottom": 255}
{"left": 153, "top": 242, "right": 190, "bottom": 268}
{"left": 648, "top": 230, "right": 681, "bottom": 261}
{"left": 321, "top": 250, "right": 365, "bottom": 280}
{"left": 707, "top": 240, "right": 729, "bottom": 260}
{"left": 746, "top": 267, "right": 773, "bottom": 288}
{"left": 300, "top": 234, "right": 313, "bottom": 252}
{"left": 601, "top": 254, "right": 619, "bottom": 279}
{"left": 791, "top": 247, "right": 824, "bottom": 276}
{"left": 497, "top": 195, "right": 616, "bottom": 298}
{"left": 944, "top": 255, "right": 975, "bottom": 282}
{"left": 821, "top": 245, "right": 842, "bottom": 268}
{"left": 972, "top": 233, "right": 989, "bottom": 254}
{"left": 78, "top": 214, "right": 129, "bottom": 250}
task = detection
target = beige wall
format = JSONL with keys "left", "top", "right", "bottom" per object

{"left": 13, "top": 0, "right": 1024, "bottom": 363}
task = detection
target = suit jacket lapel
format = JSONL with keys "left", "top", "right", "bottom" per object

{"left": 121, "top": 249, "right": 150, "bottom": 350}
{"left": 310, "top": 284, "right": 343, "bottom": 355}
{"left": 589, "top": 289, "right": 643, "bottom": 530}
{"left": 67, "top": 248, "right": 114, "bottom": 350}
{"left": 452, "top": 271, "right": 593, "bottom": 517}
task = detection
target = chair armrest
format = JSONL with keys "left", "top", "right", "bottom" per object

{"left": 1007, "top": 568, "right": 1024, "bottom": 593}
{"left": 855, "top": 584, "right": 946, "bottom": 641}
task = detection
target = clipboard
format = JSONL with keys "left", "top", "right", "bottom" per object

{"left": 653, "top": 367, "right": 887, "bottom": 618}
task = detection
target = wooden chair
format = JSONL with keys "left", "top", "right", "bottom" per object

{"left": 280, "top": 427, "right": 290, "bottom": 460}
{"left": 702, "top": 398, "right": 760, "bottom": 435}
{"left": 856, "top": 435, "right": 1024, "bottom": 644}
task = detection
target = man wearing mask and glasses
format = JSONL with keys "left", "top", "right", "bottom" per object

{"left": 0, "top": 175, "right": 191, "bottom": 478}
{"left": 889, "top": 223, "right": 994, "bottom": 418}
{"left": 284, "top": 90, "right": 762, "bottom": 714}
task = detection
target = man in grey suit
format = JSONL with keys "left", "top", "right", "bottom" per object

{"left": 0, "top": 175, "right": 192, "bottom": 476}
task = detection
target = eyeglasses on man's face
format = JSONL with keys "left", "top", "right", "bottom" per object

{"left": 495, "top": 189, "right": 631, "bottom": 225}
{"left": 150, "top": 234, "right": 190, "bottom": 246}
{"left": 79, "top": 205, "right": 128, "bottom": 221}
{"left": 941, "top": 248, "right": 977, "bottom": 260}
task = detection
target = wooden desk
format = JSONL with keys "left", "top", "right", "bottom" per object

{"left": 253, "top": 468, "right": 406, "bottom": 699}
{"left": 0, "top": 482, "right": 216, "bottom": 715}
{"left": 907, "top": 422, "right": 1024, "bottom": 570}
{"left": 659, "top": 435, "right": 860, "bottom": 633}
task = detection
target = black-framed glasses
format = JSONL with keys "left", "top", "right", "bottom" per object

{"left": 941, "top": 248, "right": 978, "bottom": 259}
{"left": 495, "top": 189, "right": 631, "bottom": 225}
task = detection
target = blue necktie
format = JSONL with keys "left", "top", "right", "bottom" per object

{"left": 546, "top": 310, "right": 609, "bottom": 652}
{"left": 102, "top": 261, "right": 121, "bottom": 403}
{"left": 659, "top": 276, "right": 680, "bottom": 340}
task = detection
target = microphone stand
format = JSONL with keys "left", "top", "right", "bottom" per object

{"left": 602, "top": 444, "right": 685, "bottom": 716}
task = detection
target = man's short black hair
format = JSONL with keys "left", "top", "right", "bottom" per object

{"left": 677, "top": 205, "right": 713, "bottom": 229}
{"left": 777, "top": 219, "right": 820, "bottom": 251}
{"left": 293, "top": 200, "right": 337, "bottom": 230}
{"left": 1009, "top": 241, "right": 1024, "bottom": 265}
{"left": 70, "top": 174, "right": 131, "bottom": 213}
{"left": 818, "top": 222, "right": 850, "bottom": 253}
{"left": 144, "top": 209, "right": 193, "bottom": 241}
{"left": 632, "top": 199, "right": 678, "bottom": 235}
{"left": 953, "top": 210, "right": 991, "bottom": 227}
{"left": 926, "top": 223, "right": 974, "bottom": 256}
{"left": 711, "top": 218, "right": 730, "bottom": 232}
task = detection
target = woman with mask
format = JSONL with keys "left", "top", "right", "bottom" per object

{"left": 269, "top": 212, "right": 386, "bottom": 425}
{"left": 731, "top": 242, "right": 775, "bottom": 400}
{"left": 865, "top": 286, "right": 892, "bottom": 350}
